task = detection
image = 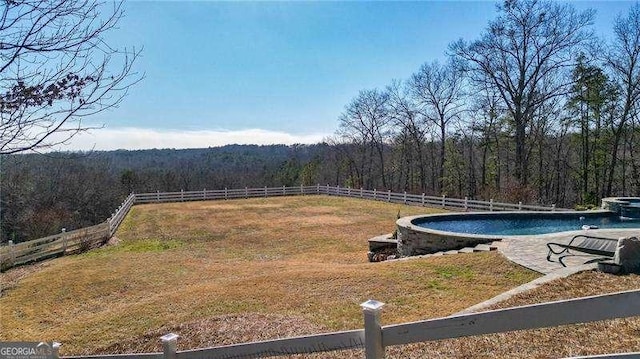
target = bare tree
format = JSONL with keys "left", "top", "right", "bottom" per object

{"left": 409, "top": 60, "right": 465, "bottom": 193}
{"left": 0, "top": 0, "right": 141, "bottom": 154}
{"left": 470, "top": 83, "right": 505, "bottom": 195}
{"left": 603, "top": 3, "right": 640, "bottom": 196}
{"left": 337, "top": 89, "right": 392, "bottom": 188}
{"left": 451, "top": 0, "right": 594, "bottom": 187}
{"left": 385, "top": 79, "right": 430, "bottom": 192}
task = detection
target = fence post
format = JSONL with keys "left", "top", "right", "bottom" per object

{"left": 157, "top": 190, "right": 160, "bottom": 202}
{"left": 203, "top": 189, "right": 207, "bottom": 200}
{"left": 551, "top": 204, "right": 556, "bottom": 212}
{"left": 518, "top": 201, "right": 522, "bottom": 211}
{"left": 264, "top": 186, "right": 268, "bottom": 197}
{"left": 490, "top": 198, "right": 494, "bottom": 211}
{"left": 225, "top": 187, "right": 228, "bottom": 200}
{"left": 441, "top": 194, "right": 446, "bottom": 209}
{"left": 160, "top": 333, "right": 179, "bottom": 359}
{"left": 361, "top": 300, "right": 385, "bottom": 359}
{"left": 326, "top": 184, "right": 330, "bottom": 195}
{"left": 8, "top": 240, "right": 15, "bottom": 266}
{"left": 387, "top": 190, "right": 391, "bottom": 202}
{"left": 403, "top": 191, "right": 407, "bottom": 204}
{"left": 464, "top": 197, "right": 468, "bottom": 211}
{"left": 373, "top": 188, "right": 377, "bottom": 200}
{"left": 245, "top": 187, "right": 249, "bottom": 198}
{"left": 181, "top": 189, "right": 184, "bottom": 202}
{"left": 422, "top": 193, "right": 425, "bottom": 206}
{"left": 52, "top": 342, "right": 61, "bottom": 359}
{"left": 62, "top": 228, "right": 68, "bottom": 254}
{"left": 317, "top": 183, "right": 320, "bottom": 194}
{"left": 348, "top": 186, "right": 351, "bottom": 196}
{"left": 283, "top": 185, "right": 286, "bottom": 195}
{"left": 301, "top": 184, "right": 304, "bottom": 195}
{"left": 360, "top": 188, "right": 364, "bottom": 198}
{"left": 337, "top": 184, "right": 340, "bottom": 196}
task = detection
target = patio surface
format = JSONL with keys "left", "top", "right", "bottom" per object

{"left": 497, "top": 228, "right": 640, "bottom": 274}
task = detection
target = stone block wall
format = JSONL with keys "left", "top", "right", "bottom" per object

{"left": 396, "top": 215, "right": 496, "bottom": 257}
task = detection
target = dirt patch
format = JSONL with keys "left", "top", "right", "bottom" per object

{"left": 91, "top": 313, "right": 326, "bottom": 355}
{"left": 106, "top": 236, "right": 120, "bottom": 246}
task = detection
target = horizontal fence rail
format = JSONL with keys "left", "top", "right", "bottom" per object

{"left": 564, "top": 353, "right": 640, "bottom": 359}
{"left": 57, "top": 290, "right": 640, "bottom": 359}
{"left": 1, "top": 185, "right": 564, "bottom": 271}
{"left": 175, "top": 329, "right": 364, "bottom": 359}
{"left": 0, "top": 222, "right": 110, "bottom": 271}
{"left": 381, "top": 289, "right": 640, "bottom": 348}
{"left": 133, "top": 186, "right": 319, "bottom": 204}
{"left": 0, "top": 193, "right": 134, "bottom": 272}
{"left": 64, "top": 354, "right": 163, "bottom": 359}
{"left": 133, "top": 185, "right": 563, "bottom": 212}
{"left": 108, "top": 193, "right": 136, "bottom": 237}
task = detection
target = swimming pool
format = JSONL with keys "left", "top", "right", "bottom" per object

{"left": 395, "top": 210, "right": 640, "bottom": 257}
{"left": 413, "top": 212, "right": 639, "bottom": 236}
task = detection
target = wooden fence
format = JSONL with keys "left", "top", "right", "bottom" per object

{"left": 59, "top": 289, "right": 640, "bottom": 359}
{"left": 133, "top": 186, "right": 319, "bottom": 204}
{"left": 134, "top": 185, "right": 563, "bottom": 212}
{"left": 1, "top": 186, "right": 561, "bottom": 271}
{"left": 0, "top": 222, "right": 109, "bottom": 271}
{"left": 108, "top": 193, "right": 136, "bottom": 236}
{"left": 0, "top": 193, "right": 135, "bottom": 271}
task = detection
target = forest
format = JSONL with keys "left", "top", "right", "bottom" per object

{"left": 2, "top": 0, "right": 640, "bottom": 244}
{"left": 330, "top": 1, "right": 640, "bottom": 209}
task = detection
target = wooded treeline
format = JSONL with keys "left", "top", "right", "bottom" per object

{"left": 0, "top": 145, "right": 336, "bottom": 243}
{"left": 332, "top": 0, "right": 640, "bottom": 208}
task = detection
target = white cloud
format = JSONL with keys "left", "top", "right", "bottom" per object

{"left": 49, "top": 127, "right": 330, "bottom": 151}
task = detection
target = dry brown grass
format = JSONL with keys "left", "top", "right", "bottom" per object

{"left": 3, "top": 195, "right": 548, "bottom": 356}
{"left": 381, "top": 270, "right": 640, "bottom": 359}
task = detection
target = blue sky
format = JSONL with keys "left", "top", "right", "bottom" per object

{"left": 65, "top": 0, "right": 637, "bottom": 151}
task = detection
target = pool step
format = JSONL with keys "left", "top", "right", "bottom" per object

{"left": 389, "top": 241, "right": 502, "bottom": 261}
{"left": 442, "top": 243, "right": 500, "bottom": 256}
{"left": 474, "top": 243, "right": 499, "bottom": 252}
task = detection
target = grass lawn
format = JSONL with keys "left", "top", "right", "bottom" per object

{"left": 2, "top": 195, "right": 636, "bottom": 358}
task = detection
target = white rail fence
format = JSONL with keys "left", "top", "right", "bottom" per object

{"left": 134, "top": 185, "right": 562, "bottom": 212}
{"left": 1, "top": 186, "right": 561, "bottom": 271}
{"left": 0, "top": 193, "right": 135, "bottom": 271}
{"left": 57, "top": 290, "right": 640, "bottom": 359}
{"left": 108, "top": 193, "right": 136, "bottom": 237}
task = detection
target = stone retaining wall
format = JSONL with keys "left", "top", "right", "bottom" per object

{"left": 396, "top": 214, "right": 499, "bottom": 257}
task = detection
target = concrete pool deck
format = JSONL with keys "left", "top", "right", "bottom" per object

{"left": 497, "top": 228, "right": 640, "bottom": 274}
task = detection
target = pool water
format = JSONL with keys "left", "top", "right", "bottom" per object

{"left": 415, "top": 213, "right": 640, "bottom": 236}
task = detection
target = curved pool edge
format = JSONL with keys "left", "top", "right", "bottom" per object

{"left": 395, "top": 210, "right": 622, "bottom": 257}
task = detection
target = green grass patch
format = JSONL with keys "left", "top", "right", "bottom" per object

{"left": 435, "top": 265, "right": 475, "bottom": 280}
